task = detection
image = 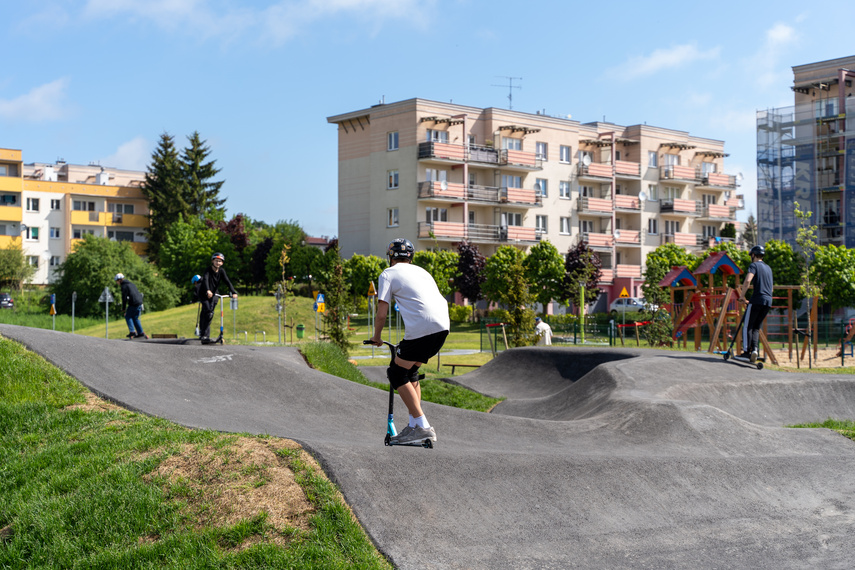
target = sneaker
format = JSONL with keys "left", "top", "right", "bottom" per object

{"left": 135, "top": 333, "right": 148, "bottom": 339}
{"left": 392, "top": 425, "right": 436, "bottom": 445}
{"left": 200, "top": 337, "right": 211, "bottom": 345}
{"left": 391, "top": 425, "right": 415, "bottom": 441}
{"left": 126, "top": 332, "right": 136, "bottom": 339}
{"left": 749, "top": 351, "right": 758, "bottom": 363}
{"left": 738, "top": 351, "right": 751, "bottom": 360}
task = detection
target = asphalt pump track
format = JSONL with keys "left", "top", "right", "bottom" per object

{"left": 3, "top": 323, "right": 855, "bottom": 569}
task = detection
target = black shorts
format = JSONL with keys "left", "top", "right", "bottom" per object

{"left": 396, "top": 330, "right": 449, "bottom": 363}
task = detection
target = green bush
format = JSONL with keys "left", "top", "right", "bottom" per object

{"left": 448, "top": 303, "right": 473, "bottom": 323}
{"left": 488, "top": 308, "right": 510, "bottom": 322}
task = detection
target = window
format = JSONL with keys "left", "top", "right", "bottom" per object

{"left": 50, "top": 227, "right": 60, "bottom": 239}
{"left": 580, "top": 185, "right": 595, "bottom": 197}
{"left": 468, "top": 210, "right": 476, "bottom": 224}
{"left": 387, "top": 208, "right": 399, "bottom": 227}
{"left": 536, "top": 142, "right": 548, "bottom": 161}
{"left": 0, "top": 194, "right": 16, "bottom": 205}
{"left": 647, "top": 184, "right": 659, "bottom": 201}
{"left": 426, "top": 129, "right": 448, "bottom": 143}
{"left": 108, "top": 203, "right": 135, "bottom": 214}
{"left": 387, "top": 170, "right": 399, "bottom": 189}
{"left": 468, "top": 135, "right": 476, "bottom": 147}
{"left": 501, "top": 174, "right": 521, "bottom": 188}
{"left": 0, "top": 166, "right": 5, "bottom": 176}
{"left": 425, "top": 169, "right": 447, "bottom": 183}
{"left": 28, "top": 256, "right": 39, "bottom": 268}
{"left": 647, "top": 218, "right": 659, "bottom": 235}
{"left": 580, "top": 219, "right": 594, "bottom": 234}
{"left": 535, "top": 215, "right": 547, "bottom": 234}
{"left": 26, "top": 197, "right": 39, "bottom": 212}
{"left": 647, "top": 151, "right": 657, "bottom": 167}
{"left": 663, "top": 186, "right": 680, "bottom": 200}
{"left": 73, "top": 228, "right": 95, "bottom": 239}
{"left": 73, "top": 200, "right": 95, "bottom": 211}
{"left": 506, "top": 212, "right": 522, "bottom": 226}
{"left": 426, "top": 207, "right": 448, "bottom": 222}
{"left": 0, "top": 225, "right": 5, "bottom": 235}
{"left": 25, "top": 226, "right": 39, "bottom": 240}
{"left": 503, "top": 138, "right": 522, "bottom": 151}
{"left": 560, "top": 145, "right": 571, "bottom": 163}
{"left": 578, "top": 150, "right": 592, "bottom": 163}
{"left": 50, "top": 199, "right": 61, "bottom": 210}
{"left": 50, "top": 256, "right": 61, "bottom": 267}
{"left": 703, "top": 225, "right": 717, "bottom": 238}
{"left": 702, "top": 194, "right": 716, "bottom": 206}
{"left": 468, "top": 172, "right": 477, "bottom": 187}
{"left": 701, "top": 162, "right": 716, "bottom": 175}
{"left": 535, "top": 178, "right": 548, "bottom": 198}
{"left": 559, "top": 181, "right": 571, "bottom": 198}
{"left": 664, "top": 220, "right": 680, "bottom": 235}
{"left": 108, "top": 230, "right": 134, "bottom": 241}
{"left": 614, "top": 151, "right": 621, "bottom": 161}
{"left": 387, "top": 131, "right": 399, "bottom": 151}
{"left": 560, "top": 217, "right": 572, "bottom": 234}
{"left": 664, "top": 154, "right": 679, "bottom": 166}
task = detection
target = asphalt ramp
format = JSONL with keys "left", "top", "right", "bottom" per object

{"left": 3, "top": 325, "right": 855, "bottom": 569}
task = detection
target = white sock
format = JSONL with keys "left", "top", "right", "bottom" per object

{"left": 414, "top": 415, "right": 430, "bottom": 429}
{"left": 409, "top": 415, "right": 416, "bottom": 428}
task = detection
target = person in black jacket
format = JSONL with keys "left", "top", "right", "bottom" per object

{"left": 115, "top": 273, "right": 147, "bottom": 339}
{"left": 738, "top": 244, "right": 774, "bottom": 362}
{"left": 198, "top": 252, "right": 238, "bottom": 343}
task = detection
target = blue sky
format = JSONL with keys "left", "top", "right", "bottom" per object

{"left": 2, "top": 1, "right": 854, "bottom": 239}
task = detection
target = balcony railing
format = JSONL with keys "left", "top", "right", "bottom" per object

{"left": 660, "top": 165, "right": 699, "bottom": 182}
{"left": 600, "top": 269, "right": 614, "bottom": 283}
{"left": 581, "top": 232, "right": 613, "bottom": 249}
{"left": 615, "top": 230, "right": 641, "bottom": 245}
{"left": 614, "top": 194, "right": 641, "bottom": 210}
{"left": 418, "top": 182, "right": 542, "bottom": 206}
{"left": 577, "top": 162, "right": 613, "bottom": 179}
{"left": 660, "top": 199, "right": 700, "bottom": 216}
{"left": 418, "top": 142, "right": 466, "bottom": 162}
{"left": 700, "top": 172, "right": 737, "bottom": 188}
{"left": 577, "top": 197, "right": 613, "bottom": 215}
{"left": 499, "top": 187, "right": 541, "bottom": 206}
{"left": 418, "top": 221, "right": 537, "bottom": 243}
{"left": 660, "top": 232, "right": 700, "bottom": 247}
{"left": 700, "top": 235, "right": 736, "bottom": 249}
{"left": 417, "top": 181, "right": 466, "bottom": 200}
{"left": 417, "top": 142, "right": 541, "bottom": 170}
{"left": 700, "top": 204, "right": 735, "bottom": 220}
{"left": 614, "top": 160, "right": 641, "bottom": 177}
{"left": 615, "top": 264, "right": 642, "bottom": 279}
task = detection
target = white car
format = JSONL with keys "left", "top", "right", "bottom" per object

{"left": 609, "top": 297, "right": 657, "bottom": 315}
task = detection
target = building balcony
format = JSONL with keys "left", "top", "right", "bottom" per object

{"left": 418, "top": 141, "right": 466, "bottom": 162}
{"left": 600, "top": 268, "right": 614, "bottom": 283}
{"left": 499, "top": 149, "right": 542, "bottom": 171}
{"left": 0, "top": 177, "right": 22, "bottom": 192}
{"left": 725, "top": 195, "right": 744, "bottom": 209}
{"left": 418, "top": 221, "right": 537, "bottom": 244}
{"left": 417, "top": 142, "right": 542, "bottom": 170}
{"left": 417, "top": 181, "right": 467, "bottom": 200}
{"left": 614, "top": 194, "right": 641, "bottom": 211}
{"left": 614, "top": 160, "right": 641, "bottom": 178}
{"left": 615, "top": 264, "right": 642, "bottom": 279}
{"left": 697, "top": 172, "right": 737, "bottom": 189}
{"left": 615, "top": 229, "right": 641, "bottom": 246}
{"left": 659, "top": 165, "right": 699, "bottom": 183}
{"left": 0, "top": 235, "right": 22, "bottom": 248}
{"left": 698, "top": 204, "right": 735, "bottom": 221}
{"left": 660, "top": 232, "right": 701, "bottom": 247}
{"left": 467, "top": 146, "right": 501, "bottom": 164}
{"left": 577, "top": 162, "right": 613, "bottom": 180}
{"left": 417, "top": 182, "right": 542, "bottom": 206}
{"left": 500, "top": 187, "right": 541, "bottom": 206}
{"left": 577, "top": 197, "right": 613, "bottom": 217}
{"left": 580, "top": 232, "right": 613, "bottom": 250}
{"left": 0, "top": 204, "right": 23, "bottom": 222}
{"left": 660, "top": 199, "right": 700, "bottom": 216}
{"left": 70, "top": 210, "right": 105, "bottom": 225}
{"left": 700, "top": 236, "right": 737, "bottom": 250}
{"left": 107, "top": 212, "right": 148, "bottom": 227}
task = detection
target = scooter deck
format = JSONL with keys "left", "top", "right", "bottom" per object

{"left": 722, "top": 351, "right": 765, "bottom": 369}
{"left": 384, "top": 433, "right": 434, "bottom": 448}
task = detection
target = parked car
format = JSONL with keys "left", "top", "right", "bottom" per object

{"left": 609, "top": 297, "right": 657, "bottom": 315}
{"left": 0, "top": 293, "right": 13, "bottom": 309}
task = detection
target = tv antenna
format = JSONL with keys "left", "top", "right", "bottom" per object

{"left": 492, "top": 76, "right": 522, "bottom": 110}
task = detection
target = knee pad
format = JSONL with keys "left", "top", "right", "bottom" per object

{"left": 387, "top": 361, "right": 410, "bottom": 389}
{"left": 408, "top": 365, "right": 421, "bottom": 383}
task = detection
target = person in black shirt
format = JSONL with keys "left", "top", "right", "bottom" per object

{"left": 738, "top": 245, "right": 773, "bottom": 362}
{"left": 115, "top": 273, "right": 147, "bottom": 339}
{"left": 198, "top": 252, "right": 238, "bottom": 343}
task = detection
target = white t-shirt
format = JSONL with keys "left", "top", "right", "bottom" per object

{"left": 377, "top": 262, "right": 450, "bottom": 340}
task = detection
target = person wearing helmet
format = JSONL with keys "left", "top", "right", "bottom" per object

{"left": 738, "top": 244, "right": 773, "bottom": 362}
{"left": 368, "top": 238, "right": 450, "bottom": 445}
{"left": 115, "top": 273, "right": 147, "bottom": 339}
{"left": 198, "top": 252, "right": 238, "bottom": 344}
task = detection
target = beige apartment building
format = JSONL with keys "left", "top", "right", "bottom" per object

{"left": 0, "top": 148, "right": 149, "bottom": 285}
{"left": 327, "top": 99, "right": 743, "bottom": 306}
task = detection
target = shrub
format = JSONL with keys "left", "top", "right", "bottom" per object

{"left": 448, "top": 303, "right": 473, "bottom": 323}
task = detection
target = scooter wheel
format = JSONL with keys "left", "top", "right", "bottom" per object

{"left": 756, "top": 362, "right": 764, "bottom": 370}
{"left": 423, "top": 440, "right": 433, "bottom": 449}
{"left": 723, "top": 352, "right": 730, "bottom": 361}
{"left": 384, "top": 434, "right": 392, "bottom": 446}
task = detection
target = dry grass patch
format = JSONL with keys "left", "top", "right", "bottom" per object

{"left": 64, "top": 391, "right": 125, "bottom": 413}
{"left": 147, "top": 437, "right": 316, "bottom": 547}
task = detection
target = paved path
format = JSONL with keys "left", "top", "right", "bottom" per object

{"left": 3, "top": 323, "right": 855, "bottom": 569}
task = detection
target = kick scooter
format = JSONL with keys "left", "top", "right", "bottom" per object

{"left": 203, "top": 294, "right": 231, "bottom": 345}
{"left": 363, "top": 340, "right": 433, "bottom": 448}
{"left": 715, "top": 304, "right": 764, "bottom": 370}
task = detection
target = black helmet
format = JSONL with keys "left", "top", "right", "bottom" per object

{"left": 387, "top": 238, "right": 415, "bottom": 261}
{"left": 750, "top": 245, "right": 765, "bottom": 258}
{"left": 212, "top": 252, "right": 225, "bottom": 262}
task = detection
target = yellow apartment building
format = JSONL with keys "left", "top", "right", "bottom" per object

{"left": 0, "top": 148, "right": 149, "bottom": 285}
{"left": 327, "top": 98, "right": 744, "bottom": 307}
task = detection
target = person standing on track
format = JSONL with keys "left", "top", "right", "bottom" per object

{"left": 534, "top": 317, "right": 553, "bottom": 346}
{"left": 116, "top": 273, "right": 147, "bottom": 339}
{"left": 738, "top": 244, "right": 773, "bottom": 363}
{"left": 368, "top": 238, "right": 450, "bottom": 445}
{"left": 198, "top": 252, "right": 238, "bottom": 344}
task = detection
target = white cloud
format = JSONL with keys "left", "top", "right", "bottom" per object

{"left": 746, "top": 22, "right": 800, "bottom": 88}
{"left": 100, "top": 137, "right": 151, "bottom": 171}
{"left": 0, "top": 78, "right": 71, "bottom": 122}
{"left": 605, "top": 43, "right": 721, "bottom": 80}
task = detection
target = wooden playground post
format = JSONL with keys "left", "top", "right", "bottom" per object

{"left": 708, "top": 287, "right": 734, "bottom": 353}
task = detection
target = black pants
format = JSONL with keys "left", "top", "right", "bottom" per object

{"left": 743, "top": 302, "right": 771, "bottom": 353}
{"left": 199, "top": 297, "right": 218, "bottom": 338}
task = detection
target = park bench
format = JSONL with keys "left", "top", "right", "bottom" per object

{"left": 446, "top": 363, "right": 481, "bottom": 375}
{"left": 151, "top": 333, "right": 178, "bottom": 339}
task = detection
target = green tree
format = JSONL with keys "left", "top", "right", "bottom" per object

{"left": 181, "top": 131, "right": 226, "bottom": 221}
{"left": 562, "top": 241, "right": 602, "bottom": 310}
{"left": 141, "top": 133, "right": 187, "bottom": 263}
{"left": 413, "top": 250, "right": 458, "bottom": 297}
{"left": 456, "top": 241, "right": 486, "bottom": 314}
{"left": 0, "top": 244, "right": 36, "bottom": 290}
{"left": 51, "top": 235, "right": 180, "bottom": 317}
{"left": 720, "top": 223, "right": 736, "bottom": 239}
{"left": 483, "top": 246, "right": 536, "bottom": 346}
{"left": 793, "top": 202, "right": 823, "bottom": 302}
{"left": 743, "top": 213, "right": 758, "bottom": 249}
{"left": 158, "top": 217, "right": 236, "bottom": 302}
{"left": 345, "top": 254, "right": 387, "bottom": 299}
{"left": 321, "top": 240, "right": 350, "bottom": 351}
{"left": 640, "top": 261, "right": 673, "bottom": 346}
{"left": 811, "top": 245, "right": 855, "bottom": 311}
{"left": 645, "top": 243, "right": 701, "bottom": 277}
{"left": 522, "top": 240, "right": 565, "bottom": 308}
{"left": 763, "top": 239, "right": 802, "bottom": 290}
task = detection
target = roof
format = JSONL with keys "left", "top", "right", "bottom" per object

{"left": 659, "top": 266, "right": 698, "bottom": 288}
{"left": 693, "top": 251, "right": 741, "bottom": 276}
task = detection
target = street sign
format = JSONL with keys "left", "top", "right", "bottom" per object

{"left": 317, "top": 302, "right": 325, "bottom": 313}
{"left": 367, "top": 281, "right": 376, "bottom": 296}
{"left": 619, "top": 287, "right": 630, "bottom": 298}
{"left": 316, "top": 293, "right": 325, "bottom": 304}
{"left": 99, "top": 287, "right": 115, "bottom": 303}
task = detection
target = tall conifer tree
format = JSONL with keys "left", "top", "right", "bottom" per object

{"left": 141, "top": 133, "right": 187, "bottom": 263}
{"left": 181, "top": 131, "right": 226, "bottom": 220}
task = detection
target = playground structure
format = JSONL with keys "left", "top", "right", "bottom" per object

{"left": 660, "top": 252, "right": 816, "bottom": 365}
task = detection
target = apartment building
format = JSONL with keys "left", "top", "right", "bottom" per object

{"left": 757, "top": 55, "right": 855, "bottom": 248}
{"left": 0, "top": 148, "right": 149, "bottom": 285}
{"left": 327, "top": 99, "right": 742, "bottom": 304}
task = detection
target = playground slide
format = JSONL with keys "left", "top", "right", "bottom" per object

{"left": 673, "top": 306, "right": 704, "bottom": 339}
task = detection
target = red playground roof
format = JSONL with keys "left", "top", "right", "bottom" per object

{"left": 659, "top": 266, "right": 698, "bottom": 287}
{"left": 693, "top": 251, "right": 741, "bottom": 276}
